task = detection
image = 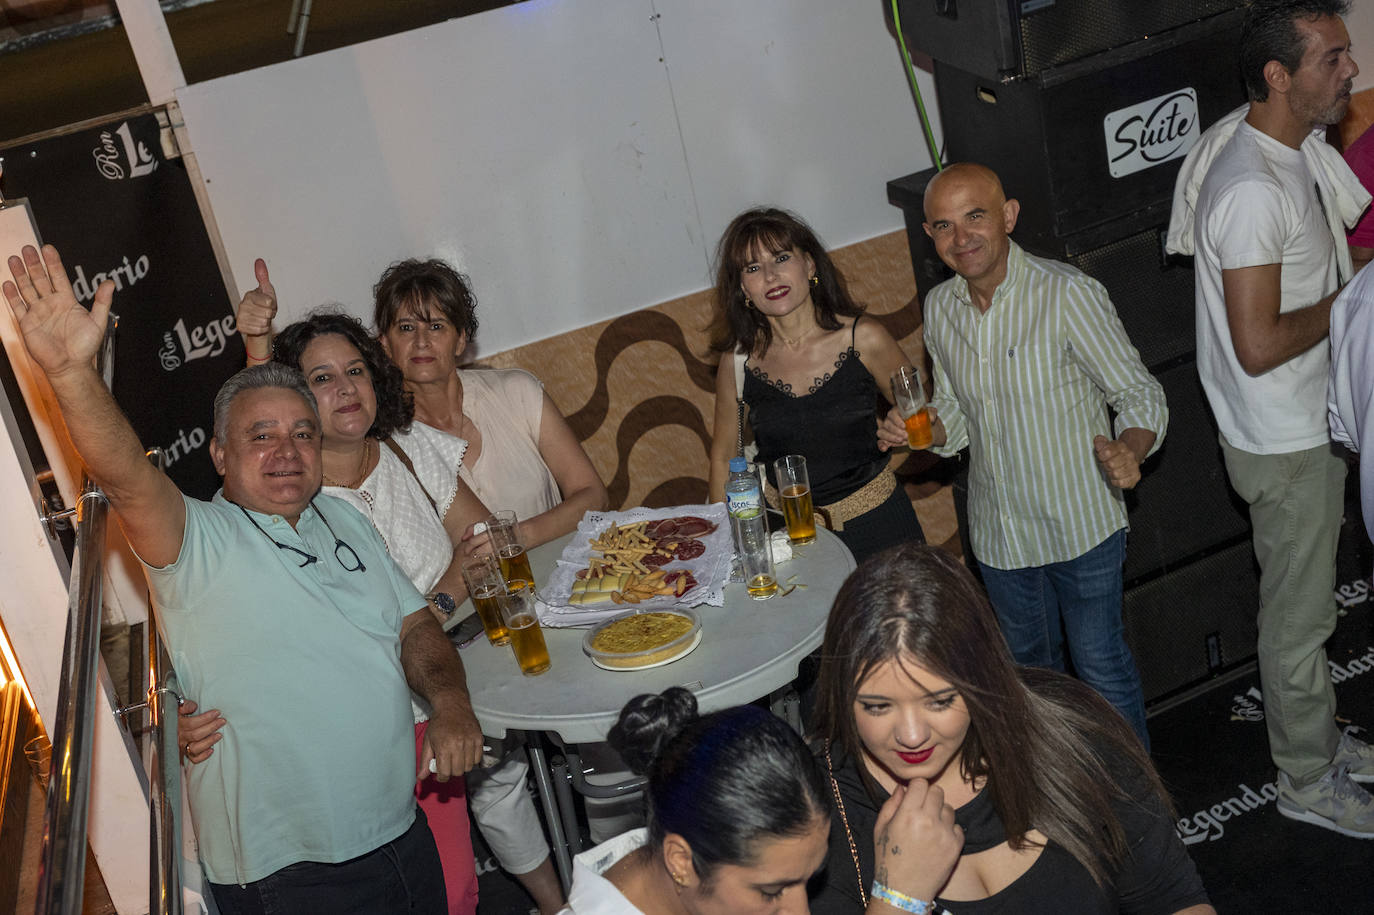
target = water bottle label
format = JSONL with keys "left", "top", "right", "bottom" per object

{"left": 726, "top": 490, "right": 761, "bottom": 517}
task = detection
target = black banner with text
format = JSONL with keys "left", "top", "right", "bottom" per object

{"left": 1, "top": 109, "right": 239, "bottom": 499}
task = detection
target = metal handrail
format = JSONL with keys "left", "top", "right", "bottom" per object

{"left": 149, "top": 645, "right": 184, "bottom": 915}
{"left": 29, "top": 316, "right": 188, "bottom": 915}
{"left": 145, "top": 447, "right": 184, "bottom": 915}
{"left": 33, "top": 483, "right": 109, "bottom": 915}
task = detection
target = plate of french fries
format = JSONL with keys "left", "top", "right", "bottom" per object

{"left": 540, "top": 504, "right": 733, "bottom": 627}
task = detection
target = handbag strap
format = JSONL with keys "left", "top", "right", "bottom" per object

{"left": 825, "top": 742, "right": 868, "bottom": 906}
{"left": 382, "top": 437, "right": 440, "bottom": 516}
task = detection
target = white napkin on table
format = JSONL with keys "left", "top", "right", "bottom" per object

{"left": 537, "top": 503, "right": 733, "bottom": 628}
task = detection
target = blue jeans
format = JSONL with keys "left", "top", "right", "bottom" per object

{"left": 977, "top": 530, "right": 1150, "bottom": 748}
{"left": 209, "top": 808, "right": 447, "bottom": 915}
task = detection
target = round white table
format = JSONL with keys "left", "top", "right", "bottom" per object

{"left": 457, "top": 525, "right": 856, "bottom": 743}
{"left": 450, "top": 523, "right": 855, "bottom": 887}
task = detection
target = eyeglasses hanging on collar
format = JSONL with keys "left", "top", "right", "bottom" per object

{"left": 238, "top": 500, "right": 367, "bottom": 572}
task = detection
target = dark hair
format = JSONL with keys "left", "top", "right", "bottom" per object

{"left": 708, "top": 207, "right": 864, "bottom": 356}
{"left": 608, "top": 687, "right": 830, "bottom": 883}
{"left": 372, "top": 258, "right": 480, "bottom": 342}
{"left": 272, "top": 310, "right": 414, "bottom": 440}
{"left": 811, "top": 542, "right": 1168, "bottom": 888}
{"left": 213, "top": 362, "right": 317, "bottom": 441}
{"left": 1241, "top": 0, "right": 1350, "bottom": 101}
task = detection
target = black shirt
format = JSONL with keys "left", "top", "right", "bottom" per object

{"left": 810, "top": 745, "right": 1211, "bottom": 914}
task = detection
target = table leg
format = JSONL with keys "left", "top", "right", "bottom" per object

{"left": 770, "top": 686, "right": 802, "bottom": 734}
{"left": 527, "top": 738, "right": 574, "bottom": 892}
{"left": 549, "top": 753, "right": 585, "bottom": 856}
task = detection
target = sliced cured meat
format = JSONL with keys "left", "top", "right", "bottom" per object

{"left": 672, "top": 517, "right": 717, "bottom": 539}
{"left": 644, "top": 516, "right": 718, "bottom": 540}
{"left": 641, "top": 551, "right": 673, "bottom": 568}
{"left": 672, "top": 538, "right": 706, "bottom": 561}
{"left": 645, "top": 518, "right": 680, "bottom": 539}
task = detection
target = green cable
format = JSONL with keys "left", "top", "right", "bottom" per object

{"left": 891, "top": 0, "right": 944, "bottom": 171}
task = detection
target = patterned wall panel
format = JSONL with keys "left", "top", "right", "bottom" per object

{"left": 479, "top": 229, "right": 961, "bottom": 553}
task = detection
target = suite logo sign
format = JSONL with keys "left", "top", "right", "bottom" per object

{"left": 93, "top": 121, "right": 159, "bottom": 181}
{"left": 1103, "top": 88, "right": 1199, "bottom": 178}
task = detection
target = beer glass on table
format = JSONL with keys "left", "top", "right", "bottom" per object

{"left": 487, "top": 510, "right": 534, "bottom": 587}
{"left": 773, "top": 454, "right": 816, "bottom": 545}
{"left": 461, "top": 553, "right": 510, "bottom": 646}
{"left": 890, "top": 365, "right": 933, "bottom": 450}
{"left": 500, "top": 580, "right": 551, "bottom": 676}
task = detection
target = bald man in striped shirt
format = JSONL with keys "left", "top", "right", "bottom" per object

{"left": 912, "top": 162, "right": 1166, "bottom": 747}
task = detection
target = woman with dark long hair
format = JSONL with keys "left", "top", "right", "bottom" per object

{"left": 559, "top": 688, "right": 831, "bottom": 914}
{"left": 809, "top": 542, "right": 1215, "bottom": 914}
{"left": 706, "top": 207, "right": 923, "bottom": 563}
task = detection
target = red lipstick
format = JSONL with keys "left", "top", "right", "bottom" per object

{"left": 897, "top": 748, "right": 933, "bottom": 765}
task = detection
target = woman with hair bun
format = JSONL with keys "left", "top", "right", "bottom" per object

{"left": 559, "top": 688, "right": 830, "bottom": 914}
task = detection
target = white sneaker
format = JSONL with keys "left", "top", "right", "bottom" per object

{"left": 1333, "top": 726, "right": 1374, "bottom": 784}
{"left": 1277, "top": 765, "right": 1374, "bottom": 838}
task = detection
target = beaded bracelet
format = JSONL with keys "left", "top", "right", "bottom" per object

{"left": 870, "top": 881, "right": 933, "bottom": 914}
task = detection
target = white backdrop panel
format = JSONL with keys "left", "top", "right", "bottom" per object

{"left": 179, "top": 0, "right": 694, "bottom": 356}
{"left": 662, "top": 0, "right": 937, "bottom": 275}
{"left": 177, "top": 0, "right": 933, "bottom": 355}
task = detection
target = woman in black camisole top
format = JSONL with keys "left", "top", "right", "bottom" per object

{"left": 706, "top": 207, "right": 925, "bottom": 563}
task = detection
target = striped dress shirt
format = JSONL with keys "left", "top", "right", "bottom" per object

{"left": 925, "top": 241, "right": 1167, "bottom": 570}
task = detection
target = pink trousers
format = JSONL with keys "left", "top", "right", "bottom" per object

{"left": 414, "top": 720, "right": 479, "bottom": 915}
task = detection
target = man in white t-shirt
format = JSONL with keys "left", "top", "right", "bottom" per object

{"left": 1191, "top": 0, "right": 1374, "bottom": 837}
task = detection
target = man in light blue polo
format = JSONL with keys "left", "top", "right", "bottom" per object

{"left": 4, "top": 244, "right": 483, "bottom": 913}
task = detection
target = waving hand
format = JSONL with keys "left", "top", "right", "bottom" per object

{"left": 4, "top": 245, "right": 112, "bottom": 379}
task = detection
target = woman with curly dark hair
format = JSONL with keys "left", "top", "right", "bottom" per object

{"left": 706, "top": 207, "right": 924, "bottom": 563}
{"left": 271, "top": 310, "right": 491, "bottom": 608}
{"left": 809, "top": 542, "right": 1215, "bottom": 914}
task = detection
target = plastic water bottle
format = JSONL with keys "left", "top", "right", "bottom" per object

{"left": 725, "top": 457, "right": 777, "bottom": 599}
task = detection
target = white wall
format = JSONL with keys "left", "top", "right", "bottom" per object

{"left": 1350, "top": 2, "right": 1374, "bottom": 94}
{"left": 175, "top": 0, "right": 936, "bottom": 357}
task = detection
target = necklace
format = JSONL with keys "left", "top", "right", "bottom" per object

{"left": 777, "top": 325, "right": 817, "bottom": 347}
{"left": 322, "top": 437, "right": 373, "bottom": 489}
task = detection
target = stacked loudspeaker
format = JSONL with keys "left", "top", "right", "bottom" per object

{"left": 888, "top": 1, "right": 1260, "bottom": 705}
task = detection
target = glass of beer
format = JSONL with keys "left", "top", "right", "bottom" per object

{"left": 500, "top": 580, "right": 551, "bottom": 676}
{"left": 461, "top": 554, "right": 510, "bottom": 646}
{"left": 487, "top": 510, "right": 535, "bottom": 587}
{"left": 890, "top": 365, "right": 933, "bottom": 450}
{"left": 773, "top": 454, "right": 816, "bottom": 544}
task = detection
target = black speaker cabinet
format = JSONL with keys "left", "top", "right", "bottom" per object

{"left": 1122, "top": 361, "right": 1250, "bottom": 582}
{"left": 1125, "top": 540, "right": 1259, "bottom": 704}
{"left": 1066, "top": 227, "right": 1195, "bottom": 370}
{"left": 934, "top": 9, "right": 1245, "bottom": 256}
{"left": 896, "top": 0, "right": 1245, "bottom": 82}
